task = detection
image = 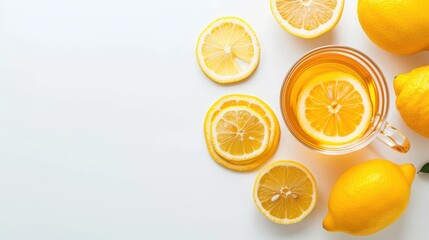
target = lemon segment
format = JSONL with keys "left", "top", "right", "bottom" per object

{"left": 196, "top": 17, "right": 260, "bottom": 83}
{"left": 270, "top": 0, "right": 344, "bottom": 39}
{"left": 211, "top": 106, "right": 269, "bottom": 162}
{"left": 297, "top": 72, "right": 372, "bottom": 144}
{"left": 253, "top": 160, "right": 317, "bottom": 224}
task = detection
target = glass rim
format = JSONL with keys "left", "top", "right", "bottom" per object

{"left": 280, "top": 45, "right": 389, "bottom": 155}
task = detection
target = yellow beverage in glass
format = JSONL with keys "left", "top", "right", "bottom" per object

{"left": 280, "top": 46, "right": 409, "bottom": 154}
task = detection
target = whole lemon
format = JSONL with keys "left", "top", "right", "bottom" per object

{"left": 323, "top": 159, "right": 415, "bottom": 236}
{"left": 357, "top": 0, "right": 429, "bottom": 54}
{"left": 394, "top": 65, "right": 429, "bottom": 137}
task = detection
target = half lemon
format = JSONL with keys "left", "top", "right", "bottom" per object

{"left": 270, "top": 0, "right": 344, "bottom": 39}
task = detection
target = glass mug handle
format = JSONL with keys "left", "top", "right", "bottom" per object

{"left": 377, "top": 121, "right": 410, "bottom": 153}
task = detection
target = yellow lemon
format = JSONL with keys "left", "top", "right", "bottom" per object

{"left": 196, "top": 17, "right": 260, "bottom": 84}
{"left": 394, "top": 65, "right": 429, "bottom": 137}
{"left": 270, "top": 0, "right": 344, "bottom": 39}
{"left": 358, "top": 0, "right": 429, "bottom": 54}
{"left": 323, "top": 159, "right": 415, "bottom": 236}
{"left": 253, "top": 160, "right": 317, "bottom": 224}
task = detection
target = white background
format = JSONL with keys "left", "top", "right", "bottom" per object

{"left": 0, "top": 0, "right": 428, "bottom": 239}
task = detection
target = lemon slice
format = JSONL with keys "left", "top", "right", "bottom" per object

{"left": 253, "top": 160, "right": 317, "bottom": 224}
{"left": 270, "top": 0, "right": 344, "bottom": 39}
{"left": 211, "top": 106, "right": 269, "bottom": 162}
{"left": 204, "top": 94, "right": 280, "bottom": 171}
{"left": 196, "top": 17, "right": 260, "bottom": 83}
{"left": 297, "top": 72, "right": 372, "bottom": 144}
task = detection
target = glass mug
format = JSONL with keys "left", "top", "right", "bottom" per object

{"left": 280, "top": 46, "right": 410, "bottom": 155}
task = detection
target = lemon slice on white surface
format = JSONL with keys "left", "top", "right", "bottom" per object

{"left": 211, "top": 105, "right": 269, "bottom": 162}
{"left": 196, "top": 16, "right": 260, "bottom": 83}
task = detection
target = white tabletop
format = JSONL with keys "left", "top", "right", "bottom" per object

{"left": 0, "top": 0, "right": 428, "bottom": 239}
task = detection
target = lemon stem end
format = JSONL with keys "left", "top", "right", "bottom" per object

{"left": 400, "top": 163, "right": 416, "bottom": 186}
{"left": 322, "top": 214, "right": 336, "bottom": 232}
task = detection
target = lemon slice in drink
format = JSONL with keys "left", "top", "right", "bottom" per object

{"left": 196, "top": 17, "right": 260, "bottom": 83}
{"left": 253, "top": 160, "right": 317, "bottom": 224}
{"left": 270, "top": 0, "right": 344, "bottom": 39}
{"left": 297, "top": 72, "right": 372, "bottom": 145}
{"left": 211, "top": 106, "right": 269, "bottom": 163}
